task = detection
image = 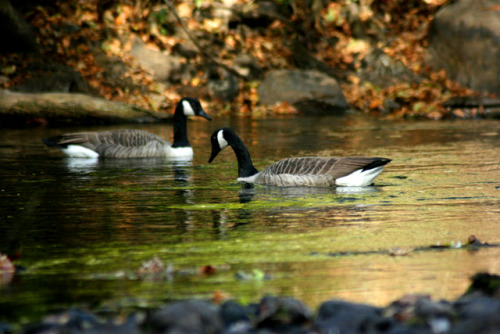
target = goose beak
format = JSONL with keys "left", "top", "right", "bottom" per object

{"left": 199, "top": 109, "right": 212, "bottom": 121}
{"left": 208, "top": 146, "right": 220, "bottom": 163}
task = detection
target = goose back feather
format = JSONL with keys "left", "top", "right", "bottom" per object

{"left": 248, "top": 157, "right": 389, "bottom": 187}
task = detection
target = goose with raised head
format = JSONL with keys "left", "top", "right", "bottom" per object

{"left": 43, "top": 97, "right": 211, "bottom": 159}
{"left": 208, "top": 128, "right": 391, "bottom": 187}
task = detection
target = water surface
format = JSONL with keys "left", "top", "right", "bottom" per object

{"left": 1, "top": 116, "right": 499, "bottom": 325}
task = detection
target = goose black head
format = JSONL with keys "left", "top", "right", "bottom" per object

{"left": 208, "top": 128, "right": 231, "bottom": 163}
{"left": 180, "top": 97, "right": 212, "bottom": 120}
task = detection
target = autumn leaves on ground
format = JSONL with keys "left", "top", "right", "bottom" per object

{"left": 0, "top": 0, "right": 478, "bottom": 119}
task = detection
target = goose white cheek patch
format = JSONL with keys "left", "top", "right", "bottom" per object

{"left": 217, "top": 130, "right": 228, "bottom": 150}
{"left": 182, "top": 100, "right": 195, "bottom": 116}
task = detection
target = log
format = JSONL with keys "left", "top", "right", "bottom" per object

{"left": 0, "top": 89, "right": 172, "bottom": 125}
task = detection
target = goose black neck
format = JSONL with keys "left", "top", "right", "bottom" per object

{"left": 229, "top": 134, "right": 259, "bottom": 178}
{"left": 172, "top": 103, "right": 189, "bottom": 148}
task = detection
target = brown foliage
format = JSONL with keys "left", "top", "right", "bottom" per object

{"left": 0, "top": 0, "right": 487, "bottom": 119}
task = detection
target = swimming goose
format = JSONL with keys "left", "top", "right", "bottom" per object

{"left": 43, "top": 97, "right": 211, "bottom": 159}
{"left": 208, "top": 128, "right": 391, "bottom": 187}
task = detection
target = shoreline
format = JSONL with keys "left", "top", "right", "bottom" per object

{"left": 6, "top": 272, "right": 500, "bottom": 334}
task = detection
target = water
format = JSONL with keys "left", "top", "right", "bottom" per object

{"left": 1, "top": 115, "right": 499, "bottom": 325}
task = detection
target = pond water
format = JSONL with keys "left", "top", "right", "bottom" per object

{"left": 1, "top": 115, "right": 499, "bottom": 326}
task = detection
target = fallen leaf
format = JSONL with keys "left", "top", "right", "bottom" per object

{"left": 212, "top": 290, "right": 230, "bottom": 303}
{"left": 199, "top": 265, "right": 216, "bottom": 275}
{"left": 138, "top": 256, "right": 165, "bottom": 275}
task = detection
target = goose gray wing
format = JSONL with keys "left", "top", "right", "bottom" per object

{"left": 254, "top": 157, "right": 390, "bottom": 187}
{"left": 96, "top": 130, "right": 169, "bottom": 147}
{"left": 46, "top": 130, "right": 171, "bottom": 158}
{"left": 94, "top": 130, "right": 171, "bottom": 158}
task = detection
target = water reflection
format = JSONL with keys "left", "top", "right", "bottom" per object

{"left": 1, "top": 117, "right": 499, "bottom": 324}
{"left": 63, "top": 156, "right": 192, "bottom": 177}
{"left": 64, "top": 157, "right": 99, "bottom": 173}
{"left": 237, "top": 184, "right": 381, "bottom": 203}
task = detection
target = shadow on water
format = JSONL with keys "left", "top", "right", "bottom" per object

{"left": 1, "top": 117, "right": 500, "bottom": 325}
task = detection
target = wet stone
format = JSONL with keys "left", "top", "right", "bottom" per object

{"left": 13, "top": 275, "right": 500, "bottom": 334}
{"left": 147, "top": 300, "right": 223, "bottom": 334}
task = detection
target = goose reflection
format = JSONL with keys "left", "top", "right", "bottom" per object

{"left": 64, "top": 157, "right": 99, "bottom": 174}
{"left": 63, "top": 157, "right": 192, "bottom": 183}
{"left": 60, "top": 156, "right": 197, "bottom": 232}
{"left": 237, "top": 184, "right": 381, "bottom": 203}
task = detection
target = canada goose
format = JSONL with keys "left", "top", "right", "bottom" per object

{"left": 43, "top": 97, "right": 211, "bottom": 159}
{"left": 208, "top": 128, "right": 391, "bottom": 187}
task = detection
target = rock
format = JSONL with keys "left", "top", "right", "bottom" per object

{"left": 414, "top": 298, "right": 453, "bottom": 334}
{"left": 0, "top": 0, "right": 37, "bottom": 52}
{"left": 93, "top": 52, "right": 129, "bottom": 83}
{"left": 454, "top": 297, "right": 500, "bottom": 319}
{"left": 233, "top": 53, "right": 263, "bottom": 80}
{"left": 452, "top": 297, "right": 500, "bottom": 334}
{"left": 206, "top": 66, "right": 239, "bottom": 102}
{"left": 0, "top": 323, "right": 12, "bottom": 334}
{"left": 360, "top": 49, "right": 422, "bottom": 88}
{"left": 289, "top": 40, "right": 344, "bottom": 80}
{"left": 130, "top": 37, "right": 187, "bottom": 83}
{"left": 0, "top": 75, "right": 9, "bottom": 85}
{"left": 258, "top": 70, "right": 349, "bottom": 114}
{"left": 17, "top": 282, "right": 500, "bottom": 334}
{"left": 425, "top": 0, "right": 500, "bottom": 94}
{"left": 314, "top": 299, "right": 391, "bottom": 334}
{"left": 219, "top": 300, "right": 252, "bottom": 333}
{"left": 22, "top": 309, "right": 100, "bottom": 333}
{"left": 172, "top": 43, "right": 198, "bottom": 59}
{"left": 255, "top": 296, "right": 313, "bottom": 331}
{"left": 451, "top": 316, "right": 500, "bottom": 334}
{"left": 461, "top": 272, "right": 500, "bottom": 298}
{"left": 12, "top": 64, "right": 91, "bottom": 94}
{"left": 148, "top": 300, "right": 223, "bottom": 334}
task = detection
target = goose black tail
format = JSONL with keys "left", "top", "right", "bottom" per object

{"left": 362, "top": 158, "right": 391, "bottom": 171}
{"left": 42, "top": 136, "right": 66, "bottom": 148}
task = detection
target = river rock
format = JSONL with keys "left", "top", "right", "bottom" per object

{"left": 0, "top": 0, "right": 37, "bottom": 53}
{"left": 233, "top": 53, "right": 263, "bottom": 80}
{"left": 425, "top": 0, "right": 500, "bottom": 94}
{"left": 314, "top": 299, "right": 391, "bottom": 333}
{"left": 360, "top": 49, "right": 422, "bottom": 88}
{"left": 257, "top": 69, "right": 349, "bottom": 114}
{"left": 255, "top": 296, "right": 313, "bottom": 330}
{"left": 130, "top": 37, "right": 189, "bottom": 83}
{"left": 12, "top": 63, "right": 91, "bottom": 93}
{"left": 149, "top": 300, "right": 223, "bottom": 334}
{"left": 206, "top": 66, "right": 239, "bottom": 102}
{"left": 219, "top": 300, "right": 252, "bottom": 332}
